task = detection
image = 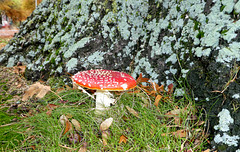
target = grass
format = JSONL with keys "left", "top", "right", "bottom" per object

{"left": 0, "top": 86, "right": 209, "bottom": 151}
{"left": 0, "top": 61, "right": 208, "bottom": 151}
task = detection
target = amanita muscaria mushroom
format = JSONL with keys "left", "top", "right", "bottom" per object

{"left": 72, "top": 69, "right": 137, "bottom": 110}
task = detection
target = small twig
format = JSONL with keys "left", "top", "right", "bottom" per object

{"left": 59, "top": 144, "right": 76, "bottom": 150}
{"left": 0, "top": 122, "right": 16, "bottom": 127}
{"left": 50, "top": 89, "right": 63, "bottom": 101}
{"left": 78, "top": 86, "right": 95, "bottom": 99}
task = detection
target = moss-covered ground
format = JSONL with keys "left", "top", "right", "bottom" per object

{"left": 0, "top": 65, "right": 210, "bottom": 151}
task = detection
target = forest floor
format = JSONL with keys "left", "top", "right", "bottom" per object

{"left": 0, "top": 35, "right": 211, "bottom": 151}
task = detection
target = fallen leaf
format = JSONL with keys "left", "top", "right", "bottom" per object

{"left": 161, "top": 129, "right": 188, "bottom": 138}
{"left": 168, "top": 83, "right": 174, "bottom": 94}
{"left": 47, "top": 104, "right": 58, "bottom": 110}
{"left": 56, "top": 88, "right": 65, "bottom": 93}
{"left": 72, "top": 119, "right": 81, "bottom": 131}
{"left": 13, "top": 65, "right": 26, "bottom": 75}
{"left": 119, "top": 135, "right": 128, "bottom": 144}
{"left": 165, "top": 108, "right": 186, "bottom": 117}
{"left": 154, "top": 95, "right": 162, "bottom": 107}
{"left": 173, "top": 129, "right": 188, "bottom": 138}
{"left": 78, "top": 142, "right": 87, "bottom": 152}
{"left": 59, "top": 114, "right": 73, "bottom": 135}
{"left": 100, "top": 117, "right": 113, "bottom": 131}
{"left": 22, "top": 82, "right": 51, "bottom": 101}
{"left": 157, "top": 84, "right": 165, "bottom": 92}
{"left": 36, "top": 85, "right": 51, "bottom": 98}
{"left": 136, "top": 73, "right": 149, "bottom": 84}
{"left": 126, "top": 106, "right": 140, "bottom": 118}
{"left": 63, "top": 120, "right": 72, "bottom": 135}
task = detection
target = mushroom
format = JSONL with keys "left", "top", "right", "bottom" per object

{"left": 72, "top": 69, "right": 137, "bottom": 110}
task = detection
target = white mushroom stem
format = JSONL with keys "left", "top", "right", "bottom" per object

{"left": 94, "top": 90, "right": 115, "bottom": 110}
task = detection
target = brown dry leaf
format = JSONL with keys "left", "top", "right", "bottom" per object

{"left": 100, "top": 117, "right": 113, "bottom": 132}
{"left": 36, "top": 85, "right": 51, "bottom": 98}
{"left": 22, "top": 82, "right": 51, "bottom": 101}
{"left": 136, "top": 73, "right": 149, "bottom": 84}
{"left": 172, "top": 129, "right": 188, "bottom": 138}
{"left": 126, "top": 106, "right": 140, "bottom": 118}
{"left": 47, "top": 104, "right": 59, "bottom": 110}
{"left": 149, "top": 90, "right": 157, "bottom": 96}
{"left": 59, "top": 114, "right": 73, "bottom": 135}
{"left": 71, "top": 119, "right": 81, "bottom": 131}
{"left": 168, "top": 83, "right": 174, "bottom": 94}
{"left": 78, "top": 142, "right": 87, "bottom": 152}
{"left": 63, "top": 120, "right": 73, "bottom": 135}
{"left": 157, "top": 84, "right": 165, "bottom": 92}
{"left": 119, "top": 135, "right": 128, "bottom": 144}
{"left": 13, "top": 65, "right": 26, "bottom": 75}
{"left": 56, "top": 88, "right": 65, "bottom": 93}
{"left": 154, "top": 95, "right": 162, "bottom": 107}
{"left": 161, "top": 129, "right": 188, "bottom": 138}
{"left": 165, "top": 107, "right": 186, "bottom": 118}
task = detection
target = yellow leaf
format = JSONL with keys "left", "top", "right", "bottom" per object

{"left": 119, "top": 135, "right": 128, "bottom": 144}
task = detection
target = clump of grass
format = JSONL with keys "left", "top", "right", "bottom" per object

{"left": 1, "top": 86, "right": 209, "bottom": 151}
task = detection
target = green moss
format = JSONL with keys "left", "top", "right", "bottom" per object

{"left": 220, "top": 5, "right": 226, "bottom": 12}
{"left": 0, "top": 112, "right": 23, "bottom": 150}
{"left": 194, "top": 20, "right": 201, "bottom": 31}
{"left": 196, "top": 30, "right": 204, "bottom": 39}
{"left": 50, "top": 58, "right": 56, "bottom": 65}
{"left": 221, "top": 29, "right": 229, "bottom": 35}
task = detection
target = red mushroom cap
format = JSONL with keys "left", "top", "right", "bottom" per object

{"left": 72, "top": 69, "right": 137, "bottom": 91}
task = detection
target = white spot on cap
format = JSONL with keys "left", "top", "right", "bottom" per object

{"left": 121, "top": 83, "right": 128, "bottom": 90}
